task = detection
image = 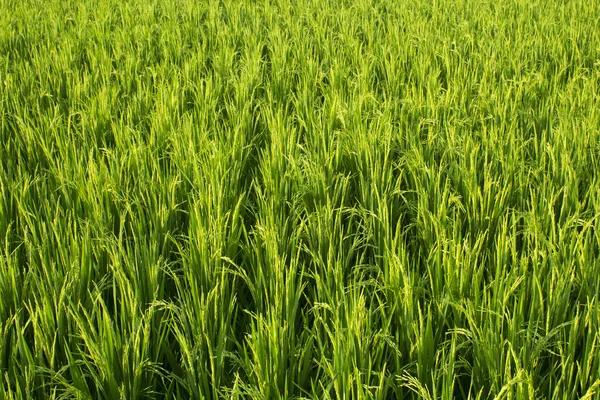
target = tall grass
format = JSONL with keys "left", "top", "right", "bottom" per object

{"left": 1, "top": 0, "right": 599, "bottom": 398}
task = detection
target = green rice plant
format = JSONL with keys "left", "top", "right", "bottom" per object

{"left": 1, "top": 0, "right": 599, "bottom": 398}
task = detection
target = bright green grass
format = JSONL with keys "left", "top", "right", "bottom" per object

{"left": 1, "top": 0, "right": 600, "bottom": 398}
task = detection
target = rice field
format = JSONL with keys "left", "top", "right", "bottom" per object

{"left": 1, "top": 0, "right": 600, "bottom": 398}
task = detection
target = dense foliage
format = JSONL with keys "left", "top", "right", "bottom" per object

{"left": 1, "top": 0, "right": 599, "bottom": 398}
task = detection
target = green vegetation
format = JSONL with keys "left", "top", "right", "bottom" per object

{"left": 1, "top": 0, "right": 600, "bottom": 398}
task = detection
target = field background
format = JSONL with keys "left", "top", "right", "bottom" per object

{"left": 1, "top": 0, "right": 600, "bottom": 398}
